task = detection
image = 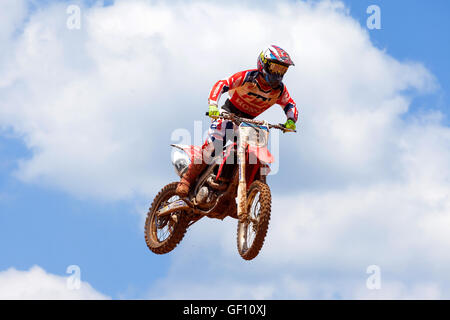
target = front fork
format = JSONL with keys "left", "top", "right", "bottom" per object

{"left": 237, "top": 137, "right": 248, "bottom": 221}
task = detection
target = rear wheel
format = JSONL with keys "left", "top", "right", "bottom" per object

{"left": 144, "top": 182, "right": 189, "bottom": 254}
{"left": 237, "top": 180, "right": 271, "bottom": 260}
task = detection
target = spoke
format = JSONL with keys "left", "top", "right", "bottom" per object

{"left": 153, "top": 194, "right": 181, "bottom": 242}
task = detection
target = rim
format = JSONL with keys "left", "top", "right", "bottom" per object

{"left": 152, "top": 194, "right": 179, "bottom": 243}
{"left": 240, "top": 189, "right": 261, "bottom": 252}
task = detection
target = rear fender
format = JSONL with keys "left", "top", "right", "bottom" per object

{"left": 171, "top": 144, "right": 203, "bottom": 163}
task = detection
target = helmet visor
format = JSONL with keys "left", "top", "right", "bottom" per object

{"left": 268, "top": 62, "right": 288, "bottom": 76}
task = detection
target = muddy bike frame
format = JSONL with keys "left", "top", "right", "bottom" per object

{"left": 209, "top": 112, "right": 296, "bottom": 220}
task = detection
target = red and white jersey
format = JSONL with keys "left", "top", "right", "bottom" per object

{"left": 208, "top": 69, "right": 298, "bottom": 122}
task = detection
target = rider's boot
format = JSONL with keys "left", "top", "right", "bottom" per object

{"left": 176, "top": 161, "right": 207, "bottom": 197}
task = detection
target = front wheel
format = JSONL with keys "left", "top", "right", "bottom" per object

{"left": 237, "top": 180, "right": 272, "bottom": 260}
{"left": 144, "top": 182, "right": 189, "bottom": 254}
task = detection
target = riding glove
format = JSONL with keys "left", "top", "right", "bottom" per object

{"left": 208, "top": 105, "right": 220, "bottom": 118}
{"left": 285, "top": 119, "right": 296, "bottom": 130}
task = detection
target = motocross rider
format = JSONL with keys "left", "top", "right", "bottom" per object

{"left": 176, "top": 45, "right": 299, "bottom": 197}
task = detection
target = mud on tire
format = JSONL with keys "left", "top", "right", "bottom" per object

{"left": 237, "top": 180, "right": 272, "bottom": 260}
{"left": 144, "top": 182, "right": 189, "bottom": 254}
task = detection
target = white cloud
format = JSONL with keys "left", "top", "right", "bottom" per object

{"left": 0, "top": 265, "right": 109, "bottom": 299}
{"left": 0, "top": 0, "right": 438, "bottom": 200}
{"left": 145, "top": 114, "right": 450, "bottom": 299}
{"left": 1, "top": 0, "right": 449, "bottom": 299}
{"left": 0, "top": 0, "right": 26, "bottom": 50}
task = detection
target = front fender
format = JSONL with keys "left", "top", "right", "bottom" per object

{"left": 247, "top": 145, "right": 274, "bottom": 164}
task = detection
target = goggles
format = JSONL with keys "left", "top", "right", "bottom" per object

{"left": 267, "top": 62, "right": 288, "bottom": 76}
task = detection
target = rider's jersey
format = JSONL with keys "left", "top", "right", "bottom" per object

{"left": 208, "top": 69, "right": 298, "bottom": 122}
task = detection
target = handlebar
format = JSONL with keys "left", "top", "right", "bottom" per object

{"left": 204, "top": 112, "right": 296, "bottom": 133}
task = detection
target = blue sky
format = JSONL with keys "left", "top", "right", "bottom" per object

{"left": 0, "top": 0, "right": 449, "bottom": 299}
{"left": 343, "top": 0, "right": 449, "bottom": 123}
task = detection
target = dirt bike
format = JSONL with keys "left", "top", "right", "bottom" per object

{"left": 144, "top": 112, "right": 296, "bottom": 260}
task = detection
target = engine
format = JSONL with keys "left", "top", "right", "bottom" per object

{"left": 194, "top": 174, "right": 228, "bottom": 207}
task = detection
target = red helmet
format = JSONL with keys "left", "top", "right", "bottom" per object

{"left": 257, "top": 45, "right": 294, "bottom": 88}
